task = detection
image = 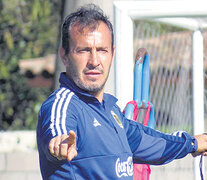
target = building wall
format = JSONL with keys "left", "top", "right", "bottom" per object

{"left": 0, "top": 151, "right": 41, "bottom": 180}
{"left": 0, "top": 131, "right": 41, "bottom": 180}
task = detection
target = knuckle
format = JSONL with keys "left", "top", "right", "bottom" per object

{"left": 60, "top": 144, "right": 68, "bottom": 156}
{"left": 49, "top": 143, "right": 54, "bottom": 150}
{"left": 54, "top": 144, "right": 60, "bottom": 151}
{"left": 60, "top": 143, "right": 68, "bottom": 148}
{"left": 60, "top": 151, "right": 67, "bottom": 158}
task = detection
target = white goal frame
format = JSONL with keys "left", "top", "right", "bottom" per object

{"left": 113, "top": 1, "right": 207, "bottom": 180}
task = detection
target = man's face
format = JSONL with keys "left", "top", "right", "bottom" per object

{"left": 64, "top": 21, "right": 115, "bottom": 97}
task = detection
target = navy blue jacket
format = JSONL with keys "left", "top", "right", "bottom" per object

{"left": 37, "top": 72, "right": 197, "bottom": 180}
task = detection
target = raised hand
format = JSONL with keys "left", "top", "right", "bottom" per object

{"left": 49, "top": 130, "right": 77, "bottom": 161}
{"left": 192, "top": 134, "right": 207, "bottom": 157}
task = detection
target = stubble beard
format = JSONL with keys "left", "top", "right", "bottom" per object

{"left": 67, "top": 66, "right": 110, "bottom": 95}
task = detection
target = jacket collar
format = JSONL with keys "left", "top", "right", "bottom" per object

{"left": 59, "top": 72, "right": 118, "bottom": 110}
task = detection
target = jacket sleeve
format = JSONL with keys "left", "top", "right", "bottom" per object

{"left": 37, "top": 96, "right": 78, "bottom": 163}
{"left": 123, "top": 117, "right": 197, "bottom": 165}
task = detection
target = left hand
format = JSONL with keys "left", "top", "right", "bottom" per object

{"left": 192, "top": 134, "right": 207, "bottom": 157}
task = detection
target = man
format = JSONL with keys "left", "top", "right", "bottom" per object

{"left": 37, "top": 4, "right": 207, "bottom": 180}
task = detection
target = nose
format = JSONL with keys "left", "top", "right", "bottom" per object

{"left": 87, "top": 50, "right": 100, "bottom": 68}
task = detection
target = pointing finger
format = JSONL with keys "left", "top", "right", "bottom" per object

{"left": 68, "top": 130, "right": 76, "bottom": 146}
{"left": 67, "top": 130, "right": 77, "bottom": 161}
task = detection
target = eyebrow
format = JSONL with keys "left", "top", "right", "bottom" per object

{"left": 76, "top": 46, "right": 109, "bottom": 50}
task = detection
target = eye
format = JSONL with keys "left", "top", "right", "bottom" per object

{"left": 77, "top": 48, "right": 90, "bottom": 53}
{"left": 97, "top": 48, "right": 108, "bottom": 53}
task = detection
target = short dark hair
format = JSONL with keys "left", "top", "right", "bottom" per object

{"left": 61, "top": 4, "right": 114, "bottom": 54}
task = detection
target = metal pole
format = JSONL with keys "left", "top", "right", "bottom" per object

{"left": 192, "top": 30, "right": 205, "bottom": 180}
{"left": 114, "top": 4, "right": 134, "bottom": 109}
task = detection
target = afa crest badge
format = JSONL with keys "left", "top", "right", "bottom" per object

{"left": 111, "top": 111, "right": 123, "bottom": 128}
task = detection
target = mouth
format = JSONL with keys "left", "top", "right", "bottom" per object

{"left": 85, "top": 72, "right": 101, "bottom": 75}
{"left": 84, "top": 70, "right": 103, "bottom": 81}
{"left": 85, "top": 70, "right": 103, "bottom": 76}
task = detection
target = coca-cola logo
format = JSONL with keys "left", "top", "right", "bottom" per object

{"left": 115, "top": 156, "right": 133, "bottom": 178}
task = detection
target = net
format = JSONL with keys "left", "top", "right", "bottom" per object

{"left": 133, "top": 19, "right": 207, "bottom": 133}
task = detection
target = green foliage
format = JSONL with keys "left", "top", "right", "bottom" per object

{"left": 0, "top": 0, "right": 62, "bottom": 130}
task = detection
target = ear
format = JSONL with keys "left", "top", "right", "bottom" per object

{"left": 59, "top": 46, "right": 69, "bottom": 66}
{"left": 112, "top": 46, "right": 116, "bottom": 61}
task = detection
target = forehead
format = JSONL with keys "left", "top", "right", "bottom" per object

{"left": 69, "top": 21, "right": 112, "bottom": 43}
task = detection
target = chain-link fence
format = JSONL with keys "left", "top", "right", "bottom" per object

{"left": 134, "top": 20, "right": 207, "bottom": 133}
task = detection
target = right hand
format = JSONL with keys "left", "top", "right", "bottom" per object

{"left": 49, "top": 130, "right": 77, "bottom": 161}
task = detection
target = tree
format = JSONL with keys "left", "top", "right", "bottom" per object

{"left": 0, "top": 0, "right": 62, "bottom": 130}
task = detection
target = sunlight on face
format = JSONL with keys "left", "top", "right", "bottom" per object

{"left": 65, "top": 21, "right": 115, "bottom": 99}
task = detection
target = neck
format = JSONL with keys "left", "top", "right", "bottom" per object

{"left": 89, "top": 90, "right": 104, "bottom": 103}
{"left": 64, "top": 72, "right": 104, "bottom": 102}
